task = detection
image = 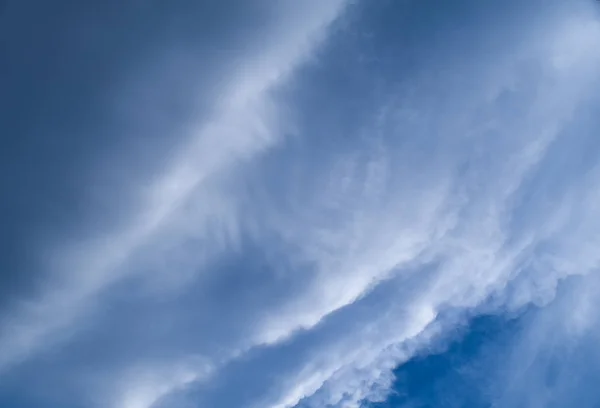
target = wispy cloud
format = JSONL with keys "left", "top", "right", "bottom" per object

{"left": 2, "top": 1, "right": 600, "bottom": 408}
{"left": 240, "top": 5, "right": 600, "bottom": 408}
{"left": 0, "top": 0, "right": 349, "bottom": 397}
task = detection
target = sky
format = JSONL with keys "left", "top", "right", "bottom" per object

{"left": 1, "top": 1, "right": 600, "bottom": 407}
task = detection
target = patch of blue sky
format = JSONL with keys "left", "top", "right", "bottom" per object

{"left": 372, "top": 274, "right": 600, "bottom": 408}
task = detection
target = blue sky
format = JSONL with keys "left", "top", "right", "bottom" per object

{"left": 2, "top": 1, "right": 600, "bottom": 407}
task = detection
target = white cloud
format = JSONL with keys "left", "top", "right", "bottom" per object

{"left": 0, "top": 0, "right": 350, "bottom": 396}
{"left": 230, "top": 1, "right": 600, "bottom": 356}
{"left": 243, "top": 8, "right": 600, "bottom": 408}
{"left": 112, "top": 358, "right": 212, "bottom": 408}
{"left": 3, "top": 2, "right": 600, "bottom": 408}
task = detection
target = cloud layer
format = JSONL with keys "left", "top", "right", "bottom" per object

{"left": 2, "top": 1, "right": 600, "bottom": 408}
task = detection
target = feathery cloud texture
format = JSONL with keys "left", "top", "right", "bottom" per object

{"left": 1, "top": 1, "right": 600, "bottom": 408}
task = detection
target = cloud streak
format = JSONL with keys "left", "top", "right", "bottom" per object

{"left": 0, "top": 0, "right": 349, "bottom": 391}
{"left": 2, "top": 1, "right": 600, "bottom": 408}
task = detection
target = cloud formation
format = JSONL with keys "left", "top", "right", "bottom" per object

{"left": 2, "top": 1, "right": 600, "bottom": 408}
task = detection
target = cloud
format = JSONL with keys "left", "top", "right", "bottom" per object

{"left": 0, "top": 0, "right": 349, "bottom": 395}
{"left": 237, "top": 4, "right": 600, "bottom": 408}
{"left": 110, "top": 358, "right": 213, "bottom": 408}
{"left": 2, "top": 1, "right": 600, "bottom": 408}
